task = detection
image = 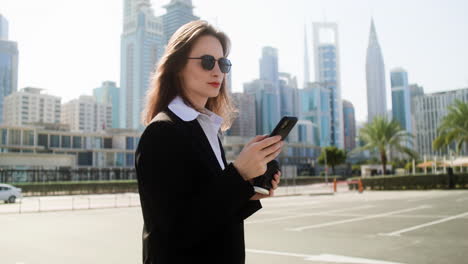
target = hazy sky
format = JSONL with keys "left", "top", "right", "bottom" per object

{"left": 2, "top": 0, "right": 468, "bottom": 122}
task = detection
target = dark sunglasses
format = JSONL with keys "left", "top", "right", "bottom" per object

{"left": 188, "top": 55, "right": 232, "bottom": 73}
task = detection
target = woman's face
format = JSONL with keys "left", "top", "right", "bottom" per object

{"left": 180, "top": 35, "right": 226, "bottom": 107}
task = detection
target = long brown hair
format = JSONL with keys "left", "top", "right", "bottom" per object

{"left": 142, "top": 20, "right": 237, "bottom": 131}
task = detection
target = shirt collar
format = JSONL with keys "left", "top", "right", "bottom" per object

{"left": 168, "top": 96, "right": 224, "bottom": 126}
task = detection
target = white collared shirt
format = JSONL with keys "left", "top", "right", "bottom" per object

{"left": 168, "top": 96, "right": 225, "bottom": 170}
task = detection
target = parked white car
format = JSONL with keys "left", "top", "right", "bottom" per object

{"left": 0, "top": 184, "right": 22, "bottom": 203}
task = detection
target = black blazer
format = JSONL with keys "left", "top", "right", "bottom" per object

{"left": 135, "top": 108, "right": 262, "bottom": 264}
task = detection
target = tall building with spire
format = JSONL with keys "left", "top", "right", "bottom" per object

{"left": 162, "top": 0, "right": 199, "bottom": 43}
{"left": 366, "top": 19, "right": 387, "bottom": 123}
{"left": 0, "top": 14, "right": 18, "bottom": 124}
{"left": 312, "top": 22, "right": 343, "bottom": 148}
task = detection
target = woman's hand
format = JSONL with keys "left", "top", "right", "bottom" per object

{"left": 233, "top": 135, "right": 283, "bottom": 181}
{"left": 250, "top": 171, "right": 281, "bottom": 200}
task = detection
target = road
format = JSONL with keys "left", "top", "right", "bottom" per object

{"left": 1, "top": 189, "right": 467, "bottom": 264}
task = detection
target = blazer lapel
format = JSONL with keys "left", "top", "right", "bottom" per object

{"left": 165, "top": 108, "right": 223, "bottom": 175}
{"left": 218, "top": 137, "right": 228, "bottom": 168}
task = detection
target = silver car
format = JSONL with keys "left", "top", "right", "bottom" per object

{"left": 0, "top": 184, "right": 22, "bottom": 203}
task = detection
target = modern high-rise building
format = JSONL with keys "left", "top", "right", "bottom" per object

{"left": 299, "top": 82, "right": 331, "bottom": 146}
{"left": 409, "top": 83, "right": 424, "bottom": 135}
{"left": 227, "top": 92, "right": 256, "bottom": 137}
{"left": 61, "top": 96, "right": 112, "bottom": 133}
{"left": 0, "top": 15, "right": 18, "bottom": 125}
{"left": 244, "top": 79, "right": 280, "bottom": 136}
{"left": 0, "top": 14, "right": 8, "bottom": 40}
{"left": 413, "top": 87, "right": 468, "bottom": 156}
{"left": 366, "top": 19, "right": 387, "bottom": 123}
{"left": 162, "top": 0, "right": 199, "bottom": 43}
{"left": 120, "top": 0, "right": 164, "bottom": 130}
{"left": 279, "top": 72, "right": 299, "bottom": 117}
{"left": 3, "top": 87, "right": 61, "bottom": 126}
{"left": 312, "top": 22, "right": 343, "bottom": 148}
{"left": 93, "top": 81, "right": 120, "bottom": 129}
{"left": 259, "top": 46, "right": 279, "bottom": 86}
{"left": 244, "top": 46, "right": 282, "bottom": 136}
{"left": 343, "top": 100, "right": 356, "bottom": 151}
{"left": 303, "top": 25, "right": 310, "bottom": 87}
{"left": 120, "top": 0, "right": 199, "bottom": 130}
{"left": 390, "top": 68, "right": 412, "bottom": 132}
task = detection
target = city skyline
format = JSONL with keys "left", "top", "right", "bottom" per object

{"left": 2, "top": 0, "right": 468, "bottom": 122}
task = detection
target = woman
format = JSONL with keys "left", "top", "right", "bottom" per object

{"left": 136, "top": 20, "right": 283, "bottom": 264}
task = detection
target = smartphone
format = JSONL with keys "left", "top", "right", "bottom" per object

{"left": 269, "top": 116, "right": 298, "bottom": 140}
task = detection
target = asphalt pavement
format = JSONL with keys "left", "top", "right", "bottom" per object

{"left": 1, "top": 189, "right": 467, "bottom": 264}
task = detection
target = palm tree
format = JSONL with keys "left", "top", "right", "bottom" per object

{"left": 318, "top": 146, "right": 347, "bottom": 175}
{"left": 354, "top": 116, "right": 417, "bottom": 175}
{"left": 433, "top": 100, "right": 468, "bottom": 154}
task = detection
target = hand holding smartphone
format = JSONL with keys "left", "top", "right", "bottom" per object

{"left": 253, "top": 116, "right": 298, "bottom": 195}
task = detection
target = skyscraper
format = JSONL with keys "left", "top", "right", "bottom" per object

{"left": 303, "top": 25, "right": 310, "bottom": 87}
{"left": 248, "top": 46, "right": 281, "bottom": 135}
{"left": 366, "top": 19, "right": 387, "bottom": 123}
{"left": 228, "top": 92, "right": 256, "bottom": 137}
{"left": 299, "top": 82, "right": 331, "bottom": 146}
{"left": 279, "top": 72, "right": 299, "bottom": 117}
{"left": 120, "top": 0, "right": 164, "bottom": 130}
{"left": 390, "top": 68, "right": 412, "bottom": 132}
{"left": 0, "top": 15, "right": 18, "bottom": 124}
{"left": 162, "top": 0, "right": 199, "bottom": 43}
{"left": 343, "top": 100, "right": 356, "bottom": 151}
{"left": 0, "top": 14, "right": 8, "bottom": 40}
{"left": 313, "top": 22, "right": 343, "bottom": 148}
{"left": 244, "top": 79, "right": 280, "bottom": 136}
{"left": 120, "top": 0, "right": 199, "bottom": 130}
{"left": 413, "top": 87, "right": 468, "bottom": 156}
{"left": 93, "top": 81, "right": 120, "bottom": 128}
{"left": 259, "top": 46, "right": 279, "bottom": 87}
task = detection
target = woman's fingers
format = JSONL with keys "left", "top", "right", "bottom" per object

{"left": 271, "top": 172, "right": 281, "bottom": 189}
{"left": 254, "top": 135, "right": 282, "bottom": 151}
{"left": 246, "top": 135, "right": 268, "bottom": 147}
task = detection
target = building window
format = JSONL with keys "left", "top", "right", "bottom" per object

{"left": 116, "top": 153, "right": 124, "bottom": 167}
{"left": 126, "top": 137, "right": 134, "bottom": 150}
{"left": 50, "top": 135, "right": 60, "bottom": 148}
{"left": 61, "top": 136, "right": 71, "bottom": 148}
{"left": 103, "top": 138, "right": 112, "bottom": 149}
{"left": 106, "top": 152, "right": 115, "bottom": 167}
{"left": 73, "top": 136, "right": 82, "bottom": 149}
{"left": 126, "top": 153, "right": 134, "bottom": 167}
{"left": 78, "top": 152, "right": 93, "bottom": 166}
{"left": 22, "top": 130, "right": 34, "bottom": 146}
{"left": 37, "top": 134, "right": 48, "bottom": 147}
{"left": 1, "top": 129, "right": 7, "bottom": 144}
{"left": 94, "top": 137, "right": 102, "bottom": 148}
{"left": 9, "top": 130, "right": 22, "bottom": 145}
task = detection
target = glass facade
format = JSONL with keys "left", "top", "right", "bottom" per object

{"left": 50, "top": 135, "right": 60, "bottom": 148}
{"left": 72, "top": 136, "right": 82, "bottom": 149}
{"left": 0, "top": 126, "right": 138, "bottom": 168}
{"left": 0, "top": 40, "right": 19, "bottom": 124}
{"left": 391, "top": 69, "right": 412, "bottom": 132}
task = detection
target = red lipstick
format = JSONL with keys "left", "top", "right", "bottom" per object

{"left": 208, "top": 82, "right": 220, "bottom": 88}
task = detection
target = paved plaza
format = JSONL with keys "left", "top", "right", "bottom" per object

{"left": 1, "top": 189, "right": 467, "bottom": 264}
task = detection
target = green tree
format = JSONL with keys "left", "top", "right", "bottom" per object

{"left": 353, "top": 116, "right": 417, "bottom": 175}
{"left": 433, "top": 100, "right": 468, "bottom": 154}
{"left": 318, "top": 146, "right": 347, "bottom": 175}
